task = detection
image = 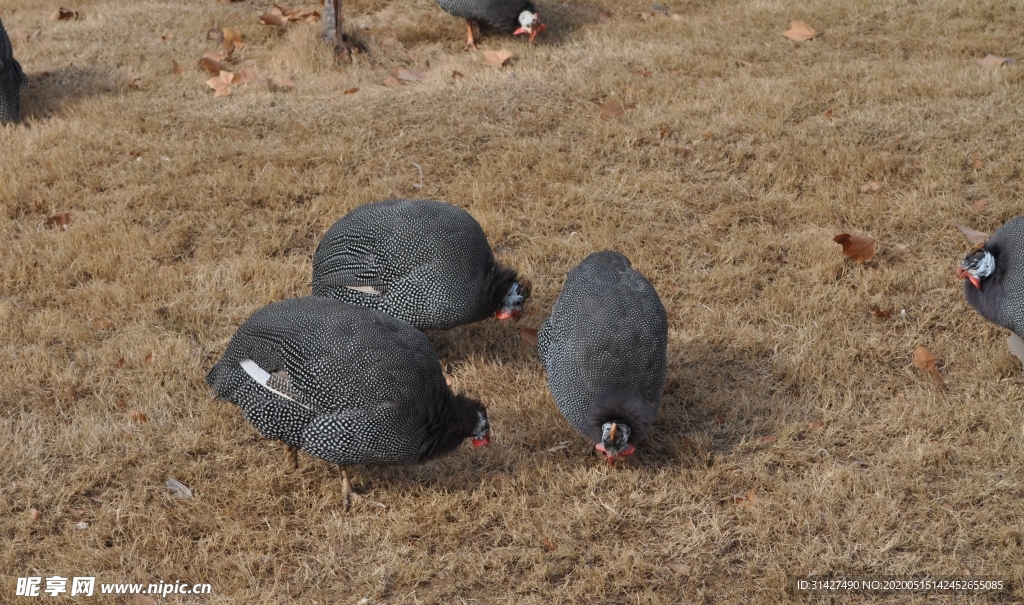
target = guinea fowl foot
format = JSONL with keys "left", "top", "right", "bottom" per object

{"left": 284, "top": 443, "right": 299, "bottom": 470}
{"left": 465, "top": 21, "right": 478, "bottom": 50}
{"left": 337, "top": 465, "right": 385, "bottom": 510}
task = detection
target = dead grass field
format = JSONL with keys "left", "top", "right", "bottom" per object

{"left": 2, "top": 0, "right": 1024, "bottom": 602}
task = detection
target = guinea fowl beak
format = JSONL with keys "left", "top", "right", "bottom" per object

{"left": 956, "top": 266, "right": 981, "bottom": 289}
{"left": 472, "top": 434, "right": 490, "bottom": 447}
{"left": 513, "top": 23, "right": 546, "bottom": 42}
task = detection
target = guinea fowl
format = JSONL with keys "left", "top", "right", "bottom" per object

{"left": 957, "top": 216, "right": 1024, "bottom": 340}
{"left": 435, "top": 0, "right": 546, "bottom": 49}
{"left": 538, "top": 251, "right": 668, "bottom": 466}
{"left": 1, "top": 18, "right": 27, "bottom": 123}
{"left": 312, "top": 199, "right": 531, "bottom": 330}
{"left": 206, "top": 296, "right": 491, "bottom": 507}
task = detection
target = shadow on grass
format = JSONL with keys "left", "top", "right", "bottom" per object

{"left": 20, "top": 65, "right": 116, "bottom": 121}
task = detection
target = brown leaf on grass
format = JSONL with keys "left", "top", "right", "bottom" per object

{"left": 127, "top": 74, "right": 143, "bottom": 90}
{"left": 13, "top": 30, "right": 42, "bottom": 42}
{"left": 395, "top": 67, "right": 427, "bottom": 83}
{"left": 114, "top": 399, "right": 127, "bottom": 410}
{"left": 128, "top": 410, "right": 148, "bottom": 423}
{"left": 64, "top": 386, "right": 77, "bottom": 401}
{"left": 808, "top": 421, "right": 824, "bottom": 430}
{"left": 637, "top": 12, "right": 652, "bottom": 21}
{"left": 45, "top": 212, "right": 72, "bottom": 230}
{"left": 223, "top": 27, "right": 244, "bottom": 49}
{"left": 540, "top": 536, "right": 557, "bottom": 551}
{"left": 727, "top": 489, "right": 756, "bottom": 507}
{"left": 860, "top": 180, "right": 882, "bottom": 193}
{"left": 975, "top": 54, "right": 1014, "bottom": 69}
{"left": 171, "top": 60, "right": 183, "bottom": 75}
{"left": 199, "top": 52, "right": 226, "bottom": 75}
{"left": 451, "top": 71, "right": 464, "bottom": 79}
{"left": 871, "top": 305, "right": 893, "bottom": 318}
{"left": 1008, "top": 334, "right": 1024, "bottom": 367}
{"left": 17, "top": 480, "right": 33, "bottom": 492}
{"left": 145, "top": 352, "right": 155, "bottom": 363}
{"left": 29, "top": 508, "right": 41, "bottom": 521}
{"left": 761, "top": 435, "right": 778, "bottom": 443}
{"left": 234, "top": 69, "right": 258, "bottom": 85}
{"left": 968, "top": 199, "right": 988, "bottom": 211}
{"left": 955, "top": 224, "right": 990, "bottom": 245}
{"left": 822, "top": 108, "right": 834, "bottom": 118}
{"left": 520, "top": 328, "right": 539, "bottom": 348}
{"left": 598, "top": 100, "right": 624, "bottom": 119}
{"left": 207, "top": 71, "right": 237, "bottom": 97}
{"left": 344, "top": 87, "right": 359, "bottom": 94}
{"left": 970, "top": 152, "right": 985, "bottom": 170}
{"left": 482, "top": 49, "right": 514, "bottom": 67}
{"left": 116, "top": 357, "right": 126, "bottom": 368}
{"left": 833, "top": 233, "right": 878, "bottom": 262}
{"left": 912, "top": 346, "right": 946, "bottom": 390}
{"left": 92, "top": 318, "right": 113, "bottom": 329}
{"left": 782, "top": 20, "right": 817, "bottom": 41}
{"left": 51, "top": 7, "right": 78, "bottom": 20}
{"left": 658, "top": 126, "right": 670, "bottom": 139}
{"left": 207, "top": 22, "right": 223, "bottom": 42}
{"left": 260, "top": 9, "right": 288, "bottom": 26}
{"left": 667, "top": 563, "right": 692, "bottom": 575}
{"left": 68, "top": 507, "right": 87, "bottom": 521}
{"left": 383, "top": 76, "right": 403, "bottom": 87}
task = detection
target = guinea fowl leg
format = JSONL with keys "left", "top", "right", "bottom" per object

{"left": 338, "top": 465, "right": 353, "bottom": 508}
{"left": 284, "top": 443, "right": 299, "bottom": 470}
{"left": 465, "top": 21, "right": 477, "bottom": 50}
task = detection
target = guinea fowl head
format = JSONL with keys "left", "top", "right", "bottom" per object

{"left": 472, "top": 408, "right": 491, "bottom": 447}
{"left": 957, "top": 247, "right": 996, "bottom": 290}
{"left": 513, "top": 10, "right": 547, "bottom": 43}
{"left": 595, "top": 422, "right": 635, "bottom": 466}
{"left": 495, "top": 278, "right": 532, "bottom": 321}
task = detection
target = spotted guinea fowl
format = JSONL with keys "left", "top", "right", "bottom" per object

{"left": 957, "top": 216, "right": 1024, "bottom": 340}
{"left": 1, "top": 17, "right": 27, "bottom": 123}
{"left": 538, "top": 251, "right": 668, "bottom": 465}
{"left": 312, "top": 199, "right": 531, "bottom": 330}
{"left": 435, "top": 0, "right": 546, "bottom": 49}
{"left": 206, "top": 296, "right": 491, "bottom": 507}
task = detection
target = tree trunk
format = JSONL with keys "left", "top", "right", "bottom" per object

{"left": 322, "top": 0, "right": 343, "bottom": 50}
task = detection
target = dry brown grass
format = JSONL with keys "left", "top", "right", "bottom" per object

{"left": 2, "top": 0, "right": 1024, "bottom": 602}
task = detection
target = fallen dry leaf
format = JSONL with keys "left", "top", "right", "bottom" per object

{"left": 45, "top": 212, "right": 72, "bottom": 230}
{"left": 783, "top": 20, "right": 817, "bottom": 42}
{"left": 808, "top": 421, "right": 824, "bottom": 430}
{"left": 637, "top": 12, "right": 652, "bottom": 21}
{"left": 383, "top": 76, "right": 403, "bottom": 87}
{"left": 114, "top": 399, "right": 128, "bottom": 410}
{"left": 16, "top": 480, "right": 32, "bottom": 492}
{"left": 833, "top": 233, "right": 878, "bottom": 262}
{"left": 970, "top": 152, "right": 985, "bottom": 170}
{"left": 912, "top": 346, "right": 946, "bottom": 390}
{"left": 395, "top": 67, "right": 427, "bottom": 83}
{"left": 145, "top": 352, "right": 154, "bottom": 363}
{"left": 968, "top": 199, "right": 988, "bottom": 211}
{"left": 540, "top": 536, "right": 557, "bottom": 551}
{"left": 260, "top": 9, "right": 288, "bottom": 26}
{"left": 451, "top": 71, "right": 464, "bottom": 79}
{"left": 128, "top": 410, "right": 148, "bottom": 423}
{"left": 520, "top": 328, "right": 539, "bottom": 348}
{"left": 171, "top": 60, "right": 183, "bottom": 75}
{"left": 955, "top": 224, "right": 990, "bottom": 245}
{"left": 344, "top": 87, "right": 359, "bottom": 94}
{"left": 29, "top": 508, "right": 41, "bottom": 521}
{"left": 1008, "top": 334, "right": 1024, "bottom": 367}
{"left": 51, "top": 7, "right": 78, "bottom": 20}
{"left": 68, "top": 507, "right": 87, "bottom": 521}
{"left": 975, "top": 54, "right": 1014, "bottom": 69}
{"left": 667, "top": 563, "right": 692, "bottom": 576}
{"left": 199, "top": 52, "right": 226, "bottom": 75}
{"left": 223, "top": 27, "right": 244, "bottom": 50}
{"left": 92, "top": 318, "right": 113, "bottom": 329}
{"left": 871, "top": 305, "right": 893, "bottom": 318}
{"left": 482, "top": 49, "right": 514, "bottom": 67}
{"left": 598, "top": 100, "right": 624, "bottom": 119}
{"left": 860, "top": 180, "right": 882, "bottom": 193}
{"left": 208, "top": 22, "right": 223, "bottom": 42}
{"left": 234, "top": 69, "right": 258, "bottom": 85}
{"left": 207, "top": 71, "right": 238, "bottom": 97}
{"left": 64, "top": 386, "right": 77, "bottom": 401}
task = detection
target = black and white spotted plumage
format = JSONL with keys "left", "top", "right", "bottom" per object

{"left": 206, "top": 296, "right": 489, "bottom": 466}
{"left": 538, "top": 251, "right": 668, "bottom": 458}
{"left": 0, "top": 18, "right": 27, "bottom": 124}
{"left": 436, "top": 0, "right": 539, "bottom": 33}
{"left": 312, "top": 199, "right": 530, "bottom": 330}
{"left": 959, "top": 216, "right": 1024, "bottom": 338}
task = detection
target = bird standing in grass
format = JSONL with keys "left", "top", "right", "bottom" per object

{"left": 538, "top": 251, "right": 668, "bottom": 466}
{"left": 206, "top": 296, "right": 491, "bottom": 507}
{"left": 312, "top": 199, "right": 531, "bottom": 330}
{"left": 957, "top": 216, "right": 1024, "bottom": 340}
{"left": 0, "top": 17, "right": 27, "bottom": 123}
{"left": 435, "top": 0, "right": 546, "bottom": 49}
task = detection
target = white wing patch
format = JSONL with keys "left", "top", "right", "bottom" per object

{"left": 240, "top": 359, "right": 299, "bottom": 402}
{"left": 346, "top": 285, "right": 382, "bottom": 295}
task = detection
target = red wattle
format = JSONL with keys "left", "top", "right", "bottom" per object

{"left": 472, "top": 434, "right": 490, "bottom": 447}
